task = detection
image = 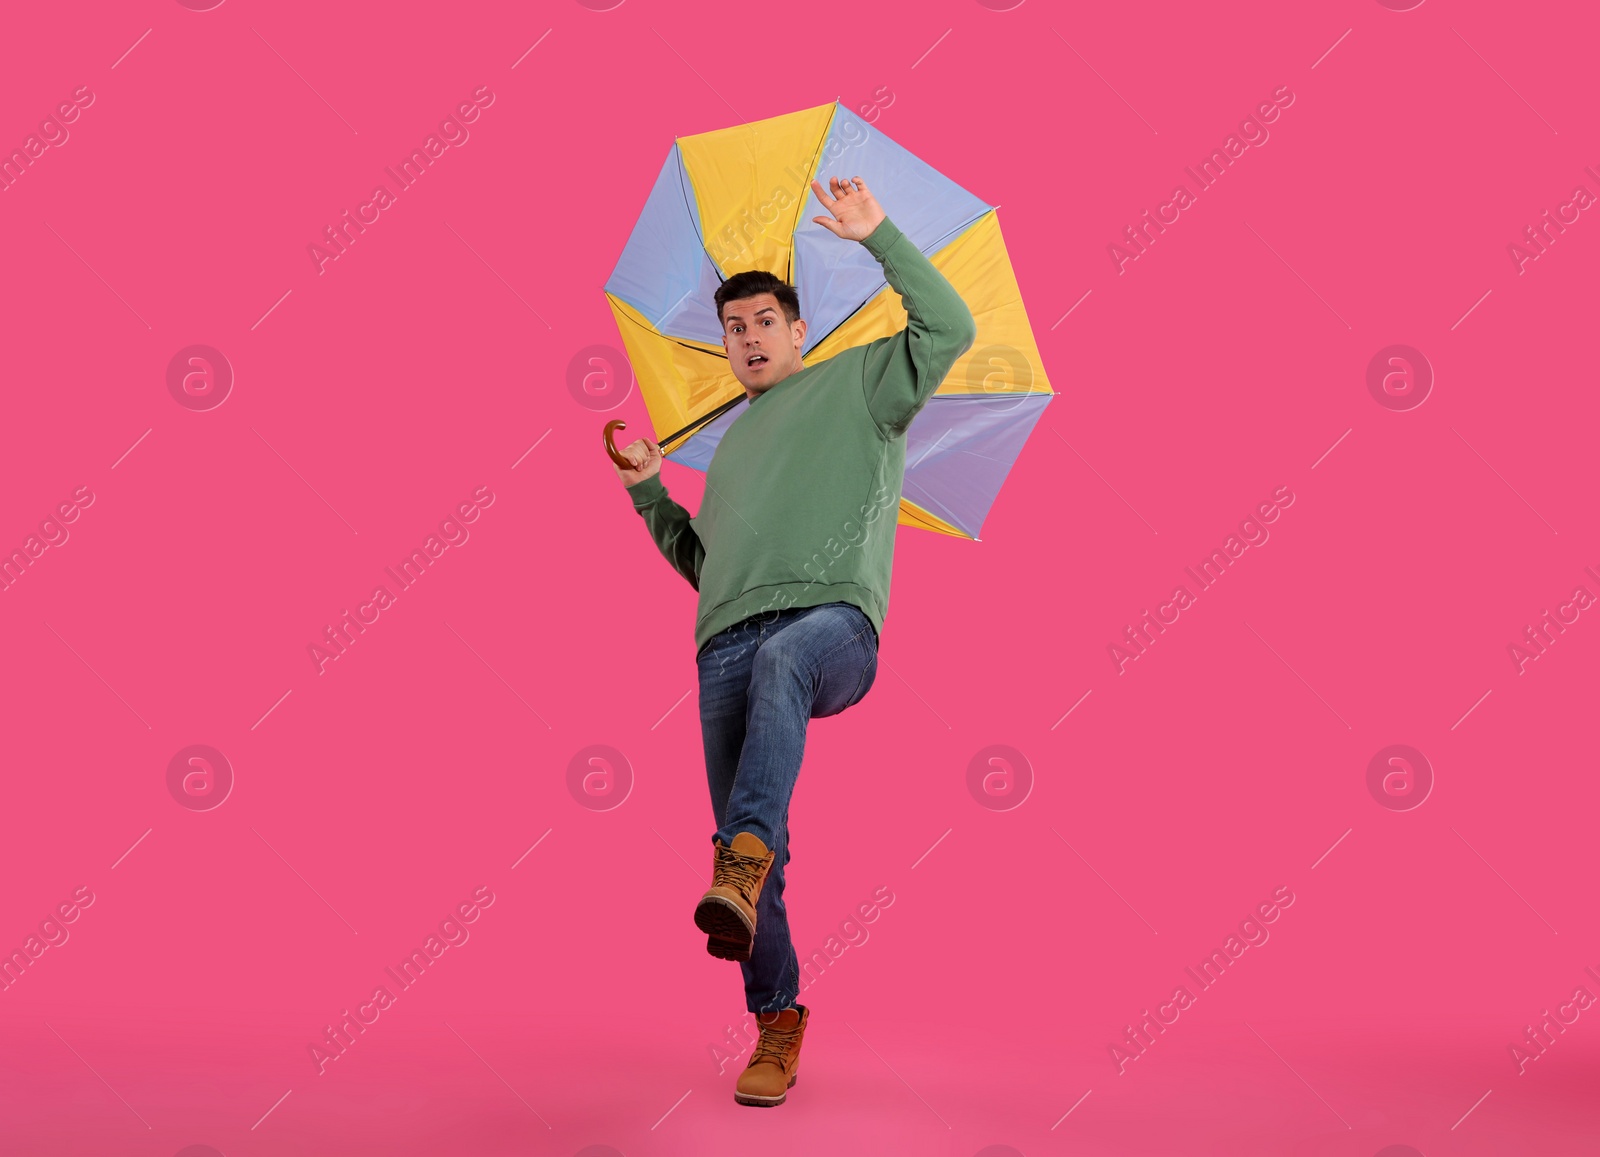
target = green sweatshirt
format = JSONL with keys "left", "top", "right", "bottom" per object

{"left": 625, "top": 214, "right": 978, "bottom": 655}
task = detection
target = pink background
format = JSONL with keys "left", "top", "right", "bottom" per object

{"left": 2, "top": 0, "right": 1597, "bottom": 1154}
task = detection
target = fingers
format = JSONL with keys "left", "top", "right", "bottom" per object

{"left": 811, "top": 174, "right": 870, "bottom": 237}
{"left": 813, "top": 175, "right": 865, "bottom": 204}
{"left": 618, "top": 438, "right": 648, "bottom": 472}
{"left": 621, "top": 437, "right": 663, "bottom": 474}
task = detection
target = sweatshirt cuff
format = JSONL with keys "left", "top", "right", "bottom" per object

{"left": 860, "top": 215, "right": 904, "bottom": 259}
{"left": 625, "top": 473, "right": 667, "bottom": 508}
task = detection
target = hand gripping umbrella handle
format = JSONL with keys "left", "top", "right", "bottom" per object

{"left": 603, "top": 419, "right": 634, "bottom": 471}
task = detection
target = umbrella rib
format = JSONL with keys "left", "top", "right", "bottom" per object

{"left": 802, "top": 290, "right": 884, "bottom": 357}
{"left": 901, "top": 477, "right": 969, "bottom": 534}
{"left": 797, "top": 217, "right": 983, "bottom": 358}
{"left": 610, "top": 302, "right": 720, "bottom": 352}
{"left": 658, "top": 392, "right": 747, "bottom": 451}
{"left": 786, "top": 109, "right": 835, "bottom": 284}
{"left": 659, "top": 285, "right": 697, "bottom": 325}
{"left": 673, "top": 141, "right": 730, "bottom": 284}
{"left": 898, "top": 496, "right": 968, "bottom": 537}
{"left": 673, "top": 144, "right": 708, "bottom": 251}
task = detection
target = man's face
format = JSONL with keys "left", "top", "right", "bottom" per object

{"left": 721, "top": 292, "right": 807, "bottom": 398}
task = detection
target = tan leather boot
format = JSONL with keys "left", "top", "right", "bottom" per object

{"left": 694, "top": 831, "right": 774, "bottom": 962}
{"left": 735, "top": 1003, "right": 808, "bottom": 1106}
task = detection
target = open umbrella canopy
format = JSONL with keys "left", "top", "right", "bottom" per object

{"left": 604, "top": 99, "right": 1054, "bottom": 541}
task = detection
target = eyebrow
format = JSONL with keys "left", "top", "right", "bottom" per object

{"left": 725, "top": 306, "right": 777, "bottom": 324}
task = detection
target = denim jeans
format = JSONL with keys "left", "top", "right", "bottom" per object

{"left": 696, "top": 600, "right": 879, "bottom": 1015}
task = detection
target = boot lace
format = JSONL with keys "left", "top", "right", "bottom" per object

{"left": 715, "top": 846, "right": 768, "bottom": 898}
{"left": 748, "top": 1017, "right": 803, "bottom": 1068}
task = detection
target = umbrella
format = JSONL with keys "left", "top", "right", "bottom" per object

{"left": 600, "top": 99, "right": 1053, "bottom": 541}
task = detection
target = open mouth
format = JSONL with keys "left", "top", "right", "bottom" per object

{"left": 746, "top": 353, "right": 769, "bottom": 369}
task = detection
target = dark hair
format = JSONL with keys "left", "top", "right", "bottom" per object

{"left": 715, "top": 271, "right": 801, "bottom": 330}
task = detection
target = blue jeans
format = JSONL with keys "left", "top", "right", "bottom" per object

{"left": 696, "top": 600, "right": 879, "bottom": 1015}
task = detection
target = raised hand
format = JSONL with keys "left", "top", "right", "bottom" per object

{"left": 810, "top": 175, "right": 887, "bottom": 242}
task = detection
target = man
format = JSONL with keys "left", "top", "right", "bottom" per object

{"left": 613, "top": 174, "right": 976, "bottom": 1106}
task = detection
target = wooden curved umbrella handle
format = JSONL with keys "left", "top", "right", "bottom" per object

{"left": 603, "top": 419, "right": 634, "bottom": 471}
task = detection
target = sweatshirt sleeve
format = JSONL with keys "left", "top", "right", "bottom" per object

{"left": 624, "top": 473, "right": 704, "bottom": 590}
{"left": 857, "top": 215, "right": 979, "bottom": 441}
